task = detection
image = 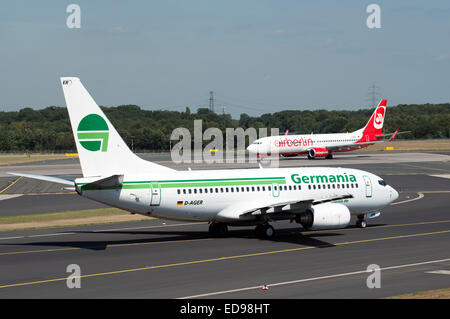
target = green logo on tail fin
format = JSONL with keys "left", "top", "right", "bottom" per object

{"left": 77, "top": 114, "right": 109, "bottom": 152}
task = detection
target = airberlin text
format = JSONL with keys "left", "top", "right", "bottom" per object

{"left": 275, "top": 137, "right": 313, "bottom": 148}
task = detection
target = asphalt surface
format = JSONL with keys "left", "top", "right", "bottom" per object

{"left": 0, "top": 152, "right": 449, "bottom": 298}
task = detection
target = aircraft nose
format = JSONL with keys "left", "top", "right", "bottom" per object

{"left": 390, "top": 187, "right": 399, "bottom": 201}
{"left": 247, "top": 144, "right": 256, "bottom": 153}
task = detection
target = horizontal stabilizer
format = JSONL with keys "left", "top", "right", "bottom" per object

{"left": 375, "top": 130, "right": 411, "bottom": 139}
{"left": 80, "top": 174, "right": 124, "bottom": 190}
{"left": 7, "top": 172, "right": 74, "bottom": 185}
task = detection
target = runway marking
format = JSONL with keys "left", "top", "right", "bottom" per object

{"left": 390, "top": 190, "right": 450, "bottom": 206}
{"left": 426, "top": 270, "right": 450, "bottom": 275}
{"left": 430, "top": 174, "right": 450, "bottom": 179}
{"left": 0, "top": 222, "right": 205, "bottom": 242}
{"left": 180, "top": 258, "right": 450, "bottom": 299}
{"left": 390, "top": 192, "right": 424, "bottom": 206}
{"left": 0, "top": 229, "right": 449, "bottom": 290}
{"left": 399, "top": 163, "right": 450, "bottom": 173}
{"left": 0, "top": 237, "right": 213, "bottom": 256}
{"left": 1, "top": 219, "right": 450, "bottom": 255}
{"left": 0, "top": 194, "right": 23, "bottom": 201}
{"left": 0, "top": 176, "right": 22, "bottom": 194}
{"left": 301, "top": 219, "right": 450, "bottom": 235}
{"left": 92, "top": 222, "right": 205, "bottom": 233}
{"left": 23, "top": 192, "right": 77, "bottom": 196}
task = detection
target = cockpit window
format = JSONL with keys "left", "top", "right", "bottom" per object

{"left": 378, "top": 180, "right": 387, "bottom": 186}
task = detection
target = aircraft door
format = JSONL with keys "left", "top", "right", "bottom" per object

{"left": 272, "top": 183, "right": 280, "bottom": 197}
{"left": 362, "top": 176, "right": 372, "bottom": 198}
{"left": 150, "top": 182, "right": 161, "bottom": 206}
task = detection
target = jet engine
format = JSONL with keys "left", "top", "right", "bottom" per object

{"left": 308, "top": 148, "right": 329, "bottom": 159}
{"left": 295, "top": 203, "right": 351, "bottom": 230}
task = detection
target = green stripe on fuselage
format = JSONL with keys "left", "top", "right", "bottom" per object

{"left": 77, "top": 177, "right": 286, "bottom": 191}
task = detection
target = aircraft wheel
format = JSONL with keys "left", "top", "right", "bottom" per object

{"left": 257, "top": 224, "right": 275, "bottom": 238}
{"left": 356, "top": 219, "right": 367, "bottom": 228}
{"left": 264, "top": 225, "right": 275, "bottom": 238}
{"left": 326, "top": 154, "right": 333, "bottom": 159}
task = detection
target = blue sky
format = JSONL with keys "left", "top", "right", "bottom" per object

{"left": 0, "top": 1, "right": 449, "bottom": 117}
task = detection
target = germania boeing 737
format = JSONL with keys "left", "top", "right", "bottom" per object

{"left": 247, "top": 100, "right": 405, "bottom": 159}
{"left": 9, "top": 78, "right": 399, "bottom": 238}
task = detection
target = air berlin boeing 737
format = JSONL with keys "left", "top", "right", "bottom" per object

{"left": 9, "top": 78, "right": 399, "bottom": 238}
{"left": 247, "top": 100, "right": 402, "bottom": 159}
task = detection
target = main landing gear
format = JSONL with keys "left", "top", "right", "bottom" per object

{"left": 356, "top": 215, "right": 367, "bottom": 228}
{"left": 208, "top": 222, "right": 228, "bottom": 236}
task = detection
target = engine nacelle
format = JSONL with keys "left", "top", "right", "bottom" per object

{"left": 295, "top": 203, "right": 351, "bottom": 230}
{"left": 308, "top": 148, "right": 329, "bottom": 158}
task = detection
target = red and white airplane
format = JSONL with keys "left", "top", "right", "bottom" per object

{"left": 247, "top": 100, "right": 402, "bottom": 159}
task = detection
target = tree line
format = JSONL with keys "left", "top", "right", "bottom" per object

{"left": 0, "top": 103, "right": 449, "bottom": 152}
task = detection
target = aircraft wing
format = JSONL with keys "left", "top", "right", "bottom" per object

{"left": 216, "top": 193, "right": 353, "bottom": 221}
{"left": 324, "top": 140, "right": 385, "bottom": 151}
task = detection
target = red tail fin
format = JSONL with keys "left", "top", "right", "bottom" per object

{"left": 361, "top": 99, "right": 387, "bottom": 140}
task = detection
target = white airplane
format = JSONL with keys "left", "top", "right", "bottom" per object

{"left": 247, "top": 100, "right": 404, "bottom": 159}
{"left": 9, "top": 78, "right": 399, "bottom": 238}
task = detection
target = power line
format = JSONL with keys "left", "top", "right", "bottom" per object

{"left": 209, "top": 91, "right": 215, "bottom": 112}
{"left": 367, "top": 83, "right": 380, "bottom": 107}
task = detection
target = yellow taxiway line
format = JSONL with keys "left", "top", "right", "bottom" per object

{"left": 0, "top": 228, "right": 449, "bottom": 289}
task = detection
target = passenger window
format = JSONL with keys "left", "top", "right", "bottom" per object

{"left": 177, "top": 189, "right": 180, "bottom": 194}
{"left": 183, "top": 189, "right": 186, "bottom": 194}
{"left": 251, "top": 187, "right": 255, "bottom": 191}
{"left": 257, "top": 186, "right": 260, "bottom": 191}
{"left": 188, "top": 189, "right": 192, "bottom": 194}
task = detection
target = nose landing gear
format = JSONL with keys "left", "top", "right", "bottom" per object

{"left": 356, "top": 215, "right": 367, "bottom": 228}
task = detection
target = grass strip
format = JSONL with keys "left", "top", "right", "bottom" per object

{"left": 387, "top": 287, "right": 450, "bottom": 299}
{"left": 0, "top": 208, "right": 151, "bottom": 232}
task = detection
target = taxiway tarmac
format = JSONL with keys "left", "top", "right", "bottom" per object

{"left": 0, "top": 151, "right": 449, "bottom": 298}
